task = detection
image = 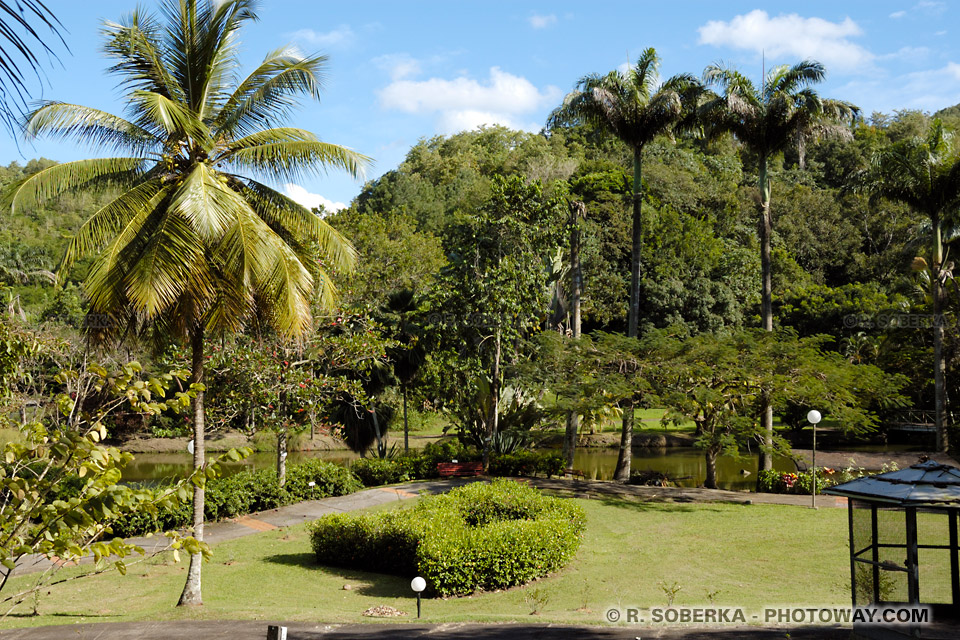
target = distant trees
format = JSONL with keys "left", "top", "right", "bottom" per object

{"left": 548, "top": 48, "right": 700, "bottom": 481}
{"left": 852, "top": 120, "right": 960, "bottom": 453}
{"left": 700, "top": 60, "right": 859, "bottom": 472}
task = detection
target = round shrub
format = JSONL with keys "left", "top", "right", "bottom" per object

{"left": 350, "top": 458, "right": 410, "bottom": 486}
{"left": 309, "top": 478, "right": 585, "bottom": 596}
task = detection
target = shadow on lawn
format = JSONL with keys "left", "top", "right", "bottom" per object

{"left": 263, "top": 552, "right": 409, "bottom": 598}
{"left": 595, "top": 496, "right": 737, "bottom": 514}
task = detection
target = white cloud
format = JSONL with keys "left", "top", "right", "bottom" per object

{"left": 378, "top": 67, "right": 561, "bottom": 134}
{"left": 283, "top": 184, "right": 346, "bottom": 214}
{"left": 890, "top": 10, "right": 907, "bottom": 18}
{"left": 291, "top": 25, "right": 355, "bottom": 48}
{"left": 529, "top": 13, "right": 557, "bottom": 29}
{"left": 698, "top": 10, "right": 872, "bottom": 72}
{"left": 372, "top": 53, "right": 422, "bottom": 81}
{"left": 838, "top": 61, "right": 960, "bottom": 114}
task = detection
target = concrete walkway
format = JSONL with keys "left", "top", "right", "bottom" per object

{"left": 11, "top": 476, "right": 842, "bottom": 578}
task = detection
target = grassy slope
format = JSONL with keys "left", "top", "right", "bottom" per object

{"left": 1, "top": 498, "right": 852, "bottom": 628}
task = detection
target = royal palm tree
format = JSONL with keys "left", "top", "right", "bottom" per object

{"left": 701, "top": 60, "right": 857, "bottom": 471}
{"left": 3, "top": 0, "right": 367, "bottom": 606}
{"left": 547, "top": 48, "right": 699, "bottom": 481}
{"left": 853, "top": 120, "right": 960, "bottom": 453}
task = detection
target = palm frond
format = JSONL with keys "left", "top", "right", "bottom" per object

{"left": 2, "top": 157, "right": 150, "bottom": 214}
{"left": 22, "top": 102, "right": 158, "bottom": 154}
{"left": 58, "top": 178, "right": 166, "bottom": 280}
{"left": 169, "top": 163, "right": 237, "bottom": 240}
{"left": 238, "top": 177, "right": 357, "bottom": 273}
{"left": 130, "top": 89, "right": 211, "bottom": 144}
{"left": 225, "top": 139, "right": 369, "bottom": 182}
{"left": 216, "top": 47, "right": 327, "bottom": 137}
{"left": 101, "top": 10, "right": 182, "bottom": 100}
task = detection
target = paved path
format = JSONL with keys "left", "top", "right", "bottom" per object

{"left": 11, "top": 476, "right": 843, "bottom": 578}
{"left": 0, "top": 620, "right": 857, "bottom": 639}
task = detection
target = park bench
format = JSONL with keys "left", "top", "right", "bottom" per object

{"left": 437, "top": 461, "right": 484, "bottom": 478}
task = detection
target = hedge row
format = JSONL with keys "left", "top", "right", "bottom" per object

{"left": 349, "top": 441, "right": 564, "bottom": 488}
{"left": 111, "top": 442, "right": 565, "bottom": 537}
{"left": 309, "top": 479, "right": 585, "bottom": 596}
{"left": 111, "top": 459, "right": 362, "bottom": 537}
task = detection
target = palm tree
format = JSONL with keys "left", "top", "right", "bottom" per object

{"left": 2, "top": 0, "right": 367, "bottom": 606}
{"left": 547, "top": 48, "right": 699, "bottom": 482}
{"left": 701, "top": 60, "right": 857, "bottom": 471}
{"left": 853, "top": 120, "right": 960, "bottom": 453}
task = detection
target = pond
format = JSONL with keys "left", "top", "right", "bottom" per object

{"left": 122, "top": 446, "right": 801, "bottom": 490}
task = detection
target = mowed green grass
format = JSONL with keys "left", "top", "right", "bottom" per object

{"left": 1, "top": 498, "right": 852, "bottom": 628}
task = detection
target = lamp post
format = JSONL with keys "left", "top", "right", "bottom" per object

{"left": 807, "top": 410, "right": 822, "bottom": 509}
{"left": 411, "top": 576, "right": 426, "bottom": 618}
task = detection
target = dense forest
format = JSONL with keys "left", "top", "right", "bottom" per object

{"left": 3, "top": 102, "right": 959, "bottom": 465}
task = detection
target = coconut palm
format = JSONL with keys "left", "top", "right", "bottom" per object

{"left": 2, "top": 0, "right": 367, "bottom": 606}
{"left": 701, "top": 60, "right": 858, "bottom": 470}
{"left": 547, "top": 48, "right": 700, "bottom": 481}
{"left": 852, "top": 120, "right": 960, "bottom": 453}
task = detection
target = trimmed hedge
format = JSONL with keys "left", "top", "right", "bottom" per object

{"left": 309, "top": 479, "right": 585, "bottom": 596}
{"left": 112, "top": 459, "right": 362, "bottom": 537}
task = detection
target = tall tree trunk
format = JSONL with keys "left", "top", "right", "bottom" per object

{"left": 757, "top": 156, "right": 775, "bottom": 473}
{"left": 615, "top": 151, "right": 644, "bottom": 482}
{"left": 276, "top": 429, "right": 287, "bottom": 487}
{"left": 563, "top": 201, "right": 584, "bottom": 473}
{"left": 704, "top": 445, "right": 719, "bottom": 490}
{"left": 403, "top": 386, "right": 409, "bottom": 453}
{"left": 371, "top": 408, "right": 383, "bottom": 457}
{"left": 933, "top": 217, "right": 949, "bottom": 453}
{"left": 483, "top": 328, "right": 502, "bottom": 471}
{"left": 178, "top": 325, "right": 205, "bottom": 607}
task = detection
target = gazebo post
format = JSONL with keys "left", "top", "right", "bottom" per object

{"left": 950, "top": 510, "right": 959, "bottom": 611}
{"left": 906, "top": 507, "right": 920, "bottom": 605}
{"left": 871, "top": 504, "right": 880, "bottom": 602}
{"left": 848, "top": 500, "right": 858, "bottom": 607}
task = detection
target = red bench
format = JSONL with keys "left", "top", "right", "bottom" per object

{"left": 437, "top": 461, "right": 484, "bottom": 478}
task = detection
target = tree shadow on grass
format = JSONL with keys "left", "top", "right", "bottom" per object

{"left": 263, "top": 552, "right": 409, "bottom": 598}
{"left": 595, "top": 496, "right": 736, "bottom": 514}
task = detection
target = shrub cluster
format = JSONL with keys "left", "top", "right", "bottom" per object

{"left": 350, "top": 441, "right": 563, "bottom": 488}
{"left": 756, "top": 468, "right": 838, "bottom": 495}
{"left": 310, "top": 479, "right": 585, "bottom": 596}
{"left": 112, "top": 459, "right": 361, "bottom": 537}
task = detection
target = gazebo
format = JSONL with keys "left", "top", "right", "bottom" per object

{"left": 824, "top": 460, "right": 960, "bottom": 639}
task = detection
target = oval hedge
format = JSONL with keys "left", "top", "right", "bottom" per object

{"left": 309, "top": 479, "right": 585, "bottom": 596}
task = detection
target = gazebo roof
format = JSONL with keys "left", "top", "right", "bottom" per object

{"left": 823, "top": 459, "right": 960, "bottom": 506}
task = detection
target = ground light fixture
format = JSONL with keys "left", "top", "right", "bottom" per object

{"left": 807, "top": 409, "right": 822, "bottom": 509}
{"left": 411, "top": 576, "right": 426, "bottom": 618}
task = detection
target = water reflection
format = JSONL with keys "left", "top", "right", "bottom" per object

{"left": 572, "top": 449, "right": 797, "bottom": 491}
{"left": 121, "top": 450, "right": 359, "bottom": 483}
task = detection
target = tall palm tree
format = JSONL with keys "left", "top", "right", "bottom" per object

{"left": 853, "top": 120, "right": 960, "bottom": 453}
{"left": 547, "top": 48, "right": 699, "bottom": 482}
{"left": 701, "top": 60, "right": 857, "bottom": 471}
{"left": 2, "top": 0, "right": 367, "bottom": 606}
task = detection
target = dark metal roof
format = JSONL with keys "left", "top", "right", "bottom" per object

{"left": 823, "top": 460, "right": 960, "bottom": 506}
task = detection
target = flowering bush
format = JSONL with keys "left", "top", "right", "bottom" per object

{"left": 756, "top": 468, "right": 839, "bottom": 495}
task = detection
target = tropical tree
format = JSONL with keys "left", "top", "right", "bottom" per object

{"left": 701, "top": 60, "right": 858, "bottom": 471}
{"left": 547, "top": 47, "right": 699, "bottom": 482}
{"left": 852, "top": 120, "right": 960, "bottom": 453}
{"left": 2, "top": 0, "right": 366, "bottom": 606}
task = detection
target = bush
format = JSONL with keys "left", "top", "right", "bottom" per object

{"left": 756, "top": 468, "right": 839, "bottom": 495}
{"left": 112, "top": 458, "right": 362, "bottom": 537}
{"left": 487, "top": 450, "right": 564, "bottom": 478}
{"left": 350, "top": 458, "right": 410, "bottom": 487}
{"left": 310, "top": 479, "right": 585, "bottom": 596}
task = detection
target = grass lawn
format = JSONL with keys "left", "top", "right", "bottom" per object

{"left": 1, "top": 497, "right": 852, "bottom": 628}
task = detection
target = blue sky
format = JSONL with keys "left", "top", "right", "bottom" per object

{"left": 2, "top": 1, "right": 959, "bottom": 210}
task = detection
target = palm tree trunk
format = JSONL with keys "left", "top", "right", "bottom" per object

{"left": 277, "top": 429, "right": 287, "bottom": 487}
{"left": 563, "top": 201, "right": 584, "bottom": 473}
{"left": 933, "top": 217, "right": 949, "bottom": 453}
{"left": 178, "top": 324, "right": 205, "bottom": 607}
{"left": 615, "top": 151, "right": 644, "bottom": 482}
{"left": 757, "top": 156, "right": 774, "bottom": 473}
